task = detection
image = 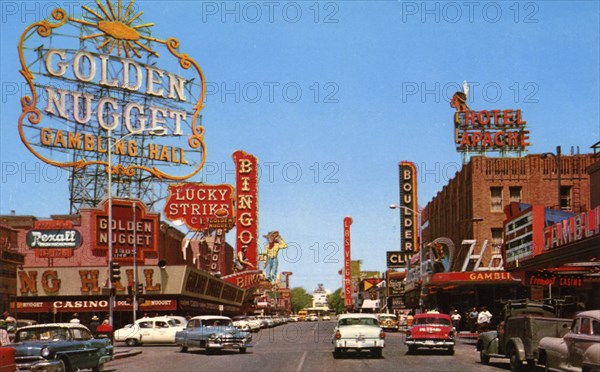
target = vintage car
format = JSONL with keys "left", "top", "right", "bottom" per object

{"left": 307, "top": 314, "right": 319, "bottom": 322}
{"left": 378, "top": 313, "right": 400, "bottom": 332}
{"left": 175, "top": 315, "right": 253, "bottom": 354}
{"left": 232, "top": 316, "right": 261, "bottom": 332}
{"left": 332, "top": 313, "right": 385, "bottom": 358}
{"left": 114, "top": 316, "right": 184, "bottom": 346}
{"left": 0, "top": 346, "right": 16, "bottom": 372}
{"left": 537, "top": 310, "right": 600, "bottom": 372}
{"left": 322, "top": 315, "right": 332, "bottom": 321}
{"left": 405, "top": 313, "right": 455, "bottom": 354}
{"left": 10, "top": 323, "right": 112, "bottom": 372}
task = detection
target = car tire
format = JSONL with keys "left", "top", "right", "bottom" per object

{"left": 447, "top": 347, "right": 455, "bottom": 355}
{"left": 407, "top": 345, "right": 417, "bottom": 354}
{"left": 91, "top": 363, "right": 104, "bottom": 372}
{"left": 59, "top": 358, "right": 72, "bottom": 372}
{"left": 180, "top": 345, "right": 188, "bottom": 353}
{"left": 372, "top": 348, "right": 383, "bottom": 358}
{"left": 126, "top": 338, "right": 139, "bottom": 347}
{"left": 480, "top": 350, "right": 490, "bottom": 365}
{"left": 239, "top": 347, "right": 247, "bottom": 354}
{"left": 509, "top": 348, "right": 524, "bottom": 372}
{"left": 333, "top": 348, "right": 342, "bottom": 359}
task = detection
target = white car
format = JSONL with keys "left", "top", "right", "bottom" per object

{"left": 307, "top": 314, "right": 319, "bottom": 322}
{"left": 332, "top": 313, "right": 385, "bottom": 358}
{"left": 322, "top": 315, "right": 332, "bottom": 321}
{"left": 114, "top": 316, "right": 184, "bottom": 346}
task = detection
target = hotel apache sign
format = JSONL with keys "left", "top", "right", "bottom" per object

{"left": 17, "top": 1, "right": 207, "bottom": 179}
{"left": 450, "top": 84, "right": 530, "bottom": 153}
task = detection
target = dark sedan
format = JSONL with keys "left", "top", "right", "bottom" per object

{"left": 10, "top": 323, "right": 112, "bottom": 372}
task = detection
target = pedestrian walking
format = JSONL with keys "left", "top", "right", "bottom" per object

{"left": 0, "top": 321, "right": 10, "bottom": 346}
{"left": 477, "top": 306, "right": 492, "bottom": 332}
{"left": 451, "top": 309, "right": 462, "bottom": 332}
{"left": 89, "top": 315, "right": 100, "bottom": 337}
{"left": 70, "top": 313, "right": 80, "bottom": 324}
{"left": 468, "top": 307, "right": 478, "bottom": 333}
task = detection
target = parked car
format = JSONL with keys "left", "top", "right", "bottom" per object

{"left": 175, "top": 315, "right": 253, "bottom": 354}
{"left": 114, "top": 316, "right": 184, "bottom": 346}
{"left": 10, "top": 323, "right": 112, "bottom": 372}
{"left": 168, "top": 316, "right": 188, "bottom": 328}
{"left": 405, "top": 313, "right": 455, "bottom": 355}
{"left": 322, "top": 315, "right": 332, "bottom": 321}
{"left": 477, "top": 300, "right": 571, "bottom": 371}
{"left": 332, "top": 313, "right": 385, "bottom": 358}
{"left": 537, "top": 310, "right": 600, "bottom": 372}
{"left": 232, "top": 316, "right": 253, "bottom": 332}
{"left": 0, "top": 346, "right": 16, "bottom": 372}
{"left": 378, "top": 313, "right": 400, "bottom": 332}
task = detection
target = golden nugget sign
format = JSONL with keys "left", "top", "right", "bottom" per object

{"left": 18, "top": 1, "right": 206, "bottom": 179}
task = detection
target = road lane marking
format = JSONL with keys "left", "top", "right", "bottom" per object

{"left": 296, "top": 351, "right": 307, "bottom": 372}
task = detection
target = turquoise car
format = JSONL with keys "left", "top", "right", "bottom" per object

{"left": 175, "top": 315, "right": 253, "bottom": 354}
{"left": 11, "top": 323, "right": 112, "bottom": 372}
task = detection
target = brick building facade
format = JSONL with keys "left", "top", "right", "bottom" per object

{"left": 422, "top": 154, "right": 594, "bottom": 271}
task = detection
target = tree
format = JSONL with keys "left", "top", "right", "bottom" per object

{"left": 327, "top": 288, "right": 345, "bottom": 314}
{"left": 290, "top": 287, "right": 312, "bottom": 313}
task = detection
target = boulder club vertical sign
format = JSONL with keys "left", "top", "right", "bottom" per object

{"left": 399, "top": 161, "right": 418, "bottom": 253}
{"left": 343, "top": 216, "right": 353, "bottom": 308}
{"left": 234, "top": 151, "right": 258, "bottom": 269}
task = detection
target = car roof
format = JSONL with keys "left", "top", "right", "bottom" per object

{"left": 188, "top": 315, "right": 232, "bottom": 321}
{"left": 378, "top": 314, "right": 397, "bottom": 318}
{"left": 338, "top": 313, "right": 378, "bottom": 320}
{"left": 413, "top": 313, "right": 452, "bottom": 320}
{"left": 16, "top": 323, "right": 90, "bottom": 330}
{"left": 576, "top": 310, "right": 600, "bottom": 320}
{"left": 136, "top": 316, "right": 175, "bottom": 322}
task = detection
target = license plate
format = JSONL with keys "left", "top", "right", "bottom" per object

{"left": 425, "top": 340, "right": 434, "bottom": 345}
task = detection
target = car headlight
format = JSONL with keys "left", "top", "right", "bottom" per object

{"left": 208, "top": 333, "right": 217, "bottom": 340}
{"left": 41, "top": 347, "right": 51, "bottom": 358}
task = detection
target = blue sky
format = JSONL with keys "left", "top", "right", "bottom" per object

{"left": 1, "top": 1, "right": 599, "bottom": 293}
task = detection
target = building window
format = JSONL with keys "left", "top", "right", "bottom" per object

{"left": 491, "top": 228, "right": 503, "bottom": 253}
{"left": 490, "top": 187, "right": 503, "bottom": 212}
{"left": 509, "top": 186, "right": 522, "bottom": 203}
{"left": 560, "top": 186, "right": 572, "bottom": 211}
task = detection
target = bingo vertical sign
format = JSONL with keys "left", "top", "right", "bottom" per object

{"left": 343, "top": 216, "right": 353, "bottom": 308}
{"left": 233, "top": 150, "right": 259, "bottom": 269}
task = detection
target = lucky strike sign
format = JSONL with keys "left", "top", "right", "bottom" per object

{"left": 164, "top": 183, "right": 235, "bottom": 231}
{"left": 233, "top": 151, "right": 258, "bottom": 269}
{"left": 18, "top": 1, "right": 207, "bottom": 180}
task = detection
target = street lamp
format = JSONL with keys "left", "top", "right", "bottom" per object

{"left": 389, "top": 204, "right": 423, "bottom": 253}
{"left": 107, "top": 128, "right": 154, "bottom": 327}
{"left": 541, "top": 146, "right": 562, "bottom": 210}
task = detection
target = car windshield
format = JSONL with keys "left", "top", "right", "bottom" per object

{"left": 338, "top": 317, "right": 379, "bottom": 327}
{"left": 413, "top": 317, "right": 451, "bottom": 326}
{"left": 207, "top": 319, "right": 232, "bottom": 327}
{"left": 379, "top": 315, "right": 396, "bottom": 321}
{"left": 16, "top": 327, "right": 70, "bottom": 342}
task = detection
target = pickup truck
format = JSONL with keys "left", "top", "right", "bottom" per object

{"left": 477, "top": 301, "right": 571, "bottom": 372}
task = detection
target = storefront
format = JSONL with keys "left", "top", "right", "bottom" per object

{"left": 13, "top": 265, "right": 246, "bottom": 327}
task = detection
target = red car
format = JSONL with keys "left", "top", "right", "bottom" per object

{"left": 0, "top": 347, "right": 16, "bottom": 372}
{"left": 404, "top": 313, "right": 456, "bottom": 355}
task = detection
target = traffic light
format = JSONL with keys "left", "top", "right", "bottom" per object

{"left": 109, "top": 262, "right": 121, "bottom": 283}
{"left": 137, "top": 283, "right": 143, "bottom": 295}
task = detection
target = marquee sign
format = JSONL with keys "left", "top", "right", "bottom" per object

{"left": 164, "top": 183, "right": 236, "bottom": 231}
{"left": 399, "top": 161, "right": 418, "bottom": 252}
{"left": 544, "top": 205, "right": 600, "bottom": 250}
{"left": 386, "top": 251, "right": 407, "bottom": 268}
{"left": 18, "top": 1, "right": 207, "bottom": 180}
{"left": 233, "top": 151, "right": 259, "bottom": 269}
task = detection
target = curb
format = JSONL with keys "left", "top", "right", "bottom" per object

{"left": 113, "top": 349, "right": 143, "bottom": 360}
